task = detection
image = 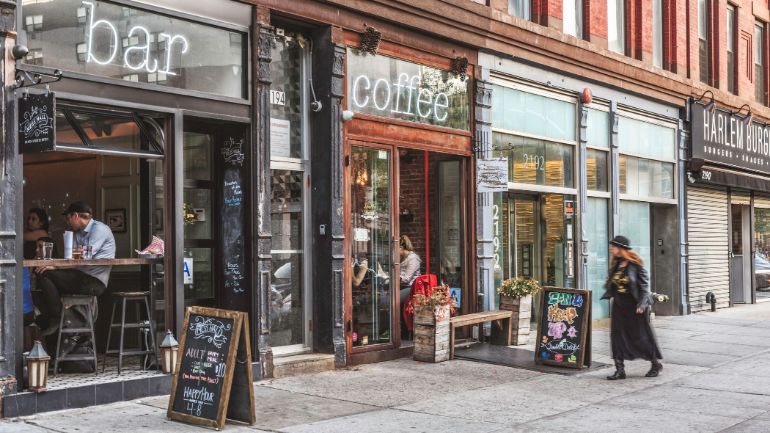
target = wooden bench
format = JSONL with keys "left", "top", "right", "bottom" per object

{"left": 448, "top": 310, "right": 512, "bottom": 359}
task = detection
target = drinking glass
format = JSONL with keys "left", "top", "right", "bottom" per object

{"left": 43, "top": 242, "right": 54, "bottom": 260}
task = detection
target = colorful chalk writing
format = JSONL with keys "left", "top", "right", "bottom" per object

{"left": 535, "top": 288, "right": 591, "bottom": 369}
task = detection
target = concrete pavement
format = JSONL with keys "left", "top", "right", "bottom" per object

{"left": 3, "top": 302, "right": 770, "bottom": 432}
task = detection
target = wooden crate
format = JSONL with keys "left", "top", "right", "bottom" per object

{"left": 413, "top": 307, "right": 450, "bottom": 363}
{"left": 499, "top": 295, "right": 532, "bottom": 345}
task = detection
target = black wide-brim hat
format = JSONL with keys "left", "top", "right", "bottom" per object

{"left": 609, "top": 235, "right": 632, "bottom": 250}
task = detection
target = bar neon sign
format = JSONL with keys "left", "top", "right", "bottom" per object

{"left": 82, "top": 1, "right": 189, "bottom": 75}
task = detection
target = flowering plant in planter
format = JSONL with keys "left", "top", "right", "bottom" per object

{"left": 411, "top": 284, "right": 457, "bottom": 321}
{"left": 496, "top": 277, "right": 541, "bottom": 299}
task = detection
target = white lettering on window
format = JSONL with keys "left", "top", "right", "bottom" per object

{"left": 350, "top": 73, "right": 452, "bottom": 123}
{"left": 82, "top": 1, "right": 188, "bottom": 75}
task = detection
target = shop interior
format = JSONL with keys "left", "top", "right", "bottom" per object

{"left": 350, "top": 147, "right": 468, "bottom": 350}
{"left": 21, "top": 103, "right": 167, "bottom": 380}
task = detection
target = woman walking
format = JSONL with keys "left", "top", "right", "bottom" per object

{"left": 602, "top": 235, "right": 663, "bottom": 380}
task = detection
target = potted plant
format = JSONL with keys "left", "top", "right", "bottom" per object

{"left": 497, "top": 277, "right": 541, "bottom": 345}
{"left": 412, "top": 284, "right": 456, "bottom": 363}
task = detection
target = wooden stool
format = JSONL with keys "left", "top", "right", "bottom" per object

{"left": 54, "top": 295, "right": 98, "bottom": 376}
{"left": 103, "top": 291, "right": 157, "bottom": 374}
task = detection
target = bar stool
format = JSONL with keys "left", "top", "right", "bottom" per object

{"left": 54, "top": 295, "right": 98, "bottom": 376}
{"left": 103, "top": 291, "right": 157, "bottom": 374}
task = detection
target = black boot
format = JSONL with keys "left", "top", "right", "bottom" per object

{"left": 645, "top": 361, "right": 662, "bottom": 377}
{"left": 607, "top": 359, "right": 626, "bottom": 380}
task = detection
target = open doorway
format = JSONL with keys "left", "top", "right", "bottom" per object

{"left": 347, "top": 144, "right": 470, "bottom": 357}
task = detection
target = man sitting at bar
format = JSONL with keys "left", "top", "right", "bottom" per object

{"left": 35, "top": 201, "right": 116, "bottom": 336}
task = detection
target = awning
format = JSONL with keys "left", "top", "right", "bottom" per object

{"left": 693, "top": 165, "right": 770, "bottom": 192}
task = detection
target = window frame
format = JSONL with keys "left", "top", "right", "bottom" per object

{"left": 607, "top": 0, "right": 626, "bottom": 55}
{"left": 755, "top": 21, "right": 767, "bottom": 106}
{"left": 727, "top": 4, "right": 737, "bottom": 94}
{"left": 563, "top": 0, "right": 584, "bottom": 39}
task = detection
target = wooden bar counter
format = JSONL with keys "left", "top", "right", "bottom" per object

{"left": 23, "top": 257, "right": 163, "bottom": 268}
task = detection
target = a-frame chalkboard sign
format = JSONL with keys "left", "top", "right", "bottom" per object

{"left": 534, "top": 287, "right": 592, "bottom": 369}
{"left": 167, "top": 307, "right": 255, "bottom": 430}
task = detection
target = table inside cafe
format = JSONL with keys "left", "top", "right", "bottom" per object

{"left": 22, "top": 256, "right": 166, "bottom": 388}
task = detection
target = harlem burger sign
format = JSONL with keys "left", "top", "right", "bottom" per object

{"left": 692, "top": 102, "right": 770, "bottom": 175}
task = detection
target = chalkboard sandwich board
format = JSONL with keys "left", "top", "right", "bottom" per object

{"left": 167, "top": 307, "right": 255, "bottom": 430}
{"left": 534, "top": 287, "right": 591, "bottom": 369}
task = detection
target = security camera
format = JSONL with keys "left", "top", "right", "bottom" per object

{"left": 342, "top": 110, "right": 355, "bottom": 122}
{"left": 686, "top": 172, "right": 696, "bottom": 184}
{"left": 310, "top": 100, "right": 323, "bottom": 112}
{"left": 11, "top": 44, "right": 28, "bottom": 60}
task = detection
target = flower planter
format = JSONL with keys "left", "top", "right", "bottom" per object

{"left": 499, "top": 295, "right": 532, "bottom": 345}
{"left": 413, "top": 305, "right": 450, "bottom": 363}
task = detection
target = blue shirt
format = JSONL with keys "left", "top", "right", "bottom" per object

{"left": 22, "top": 267, "right": 33, "bottom": 314}
{"left": 75, "top": 219, "right": 116, "bottom": 286}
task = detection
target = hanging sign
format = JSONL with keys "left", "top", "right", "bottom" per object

{"left": 534, "top": 287, "right": 591, "bottom": 369}
{"left": 18, "top": 91, "right": 56, "bottom": 154}
{"left": 691, "top": 102, "right": 770, "bottom": 176}
{"left": 167, "top": 307, "right": 255, "bottom": 430}
{"left": 476, "top": 157, "right": 508, "bottom": 193}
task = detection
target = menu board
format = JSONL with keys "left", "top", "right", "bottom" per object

{"left": 167, "top": 307, "right": 254, "bottom": 429}
{"left": 534, "top": 287, "right": 591, "bottom": 369}
{"left": 220, "top": 135, "right": 248, "bottom": 312}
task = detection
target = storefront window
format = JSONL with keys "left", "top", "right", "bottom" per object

{"left": 586, "top": 108, "right": 609, "bottom": 149}
{"left": 754, "top": 206, "right": 770, "bottom": 300}
{"left": 347, "top": 50, "right": 470, "bottom": 131}
{"left": 619, "top": 200, "right": 652, "bottom": 279}
{"left": 586, "top": 198, "right": 610, "bottom": 319}
{"left": 21, "top": 0, "right": 247, "bottom": 99}
{"left": 270, "top": 35, "right": 306, "bottom": 159}
{"left": 491, "top": 84, "right": 576, "bottom": 142}
{"left": 587, "top": 149, "right": 609, "bottom": 191}
{"left": 619, "top": 155, "right": 674, "bottom": 199}
{"left": 618, "top": 115, "right": 676, "bottom": 161}
{"left": 493, "top": 132, "right": 574, "bottom": 188}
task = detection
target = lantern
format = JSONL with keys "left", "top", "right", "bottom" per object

{"left": 159, "top": 330, "right": 179, "bottom": 374}
{"left": 27, "top": 341, "right": 50, "bottom": 393}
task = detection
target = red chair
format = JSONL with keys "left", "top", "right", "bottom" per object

{"left": 403, "top": 274, "right": 438, "bottom": 331}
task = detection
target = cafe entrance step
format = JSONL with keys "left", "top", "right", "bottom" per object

{"left": 273, "top": 353, "right": 336, "bottom": 378}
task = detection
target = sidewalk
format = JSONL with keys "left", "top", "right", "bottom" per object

{"left": 3, "top": 303, "right": 770, "bottom": 433}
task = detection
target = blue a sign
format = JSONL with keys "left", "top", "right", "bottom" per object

{"left": 183, "top": 257, "right": 193, "bottom": 285}
{"left": 449, "top": 287, "right": 462, "bottom": 308}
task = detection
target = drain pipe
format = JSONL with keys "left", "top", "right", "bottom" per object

{"left": 705, "top": 292, "right": 717, "bottom": 312}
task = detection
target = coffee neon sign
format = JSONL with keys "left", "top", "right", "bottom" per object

{"left": 82, "top": 1, "right": 189, "bottom": 75}
{"left": 351, "top": 73, "right": 450, "bottom": 122}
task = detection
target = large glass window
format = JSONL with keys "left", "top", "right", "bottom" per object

{"left": 509, "top": 0, "right": 532, "bottom": 20}
{"left": 563, "top": 0, "right": 583, "bottom": 38}
{"left": 493, "top": 133, "right": 574, "bottom": 188}
{"left": 586, "top": 108, "right": 610, "bottom": 149}
{"left": 618, "top": 115, "right": 676, "bottom": 161}
{"left": 619, "top": 155, "right": 674, "bottom": 199}
{"left": 347, "top": 50, "right": 470, "bottom": 131}
{"left": 652, "top": 0, "right": 663, "bottom": 68}
{"left": 756, "top": 23, "right": 766, "bottom": 105}
{"left": 608, "top": 0, "right": 625, "bottom": 54}
{"left": 587, "top": 149, "right": 609, "bottom": 191}
{"left": 587, "top": 198, "right": 610, "bottom": 319}
{"left": 21, "top": 0, "right": 247, "bottom": 99}
{"left": 699, "top": 0, "right": 711, "bottom": 83}
{"left": 491, "top": 85, "right": 576, "bottom": 142}
{"left": 620, "top": 200, "right": 652, "bottom": 279}
{"left": 727, "top": 5, "right": 737, "bottom": 94}
{"left": 754, "top": 206, "right": 770, "bottom": 300}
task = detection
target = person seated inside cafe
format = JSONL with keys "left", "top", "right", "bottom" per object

{"left": 35, "top": 201, "right": 115, "bottom": 336}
